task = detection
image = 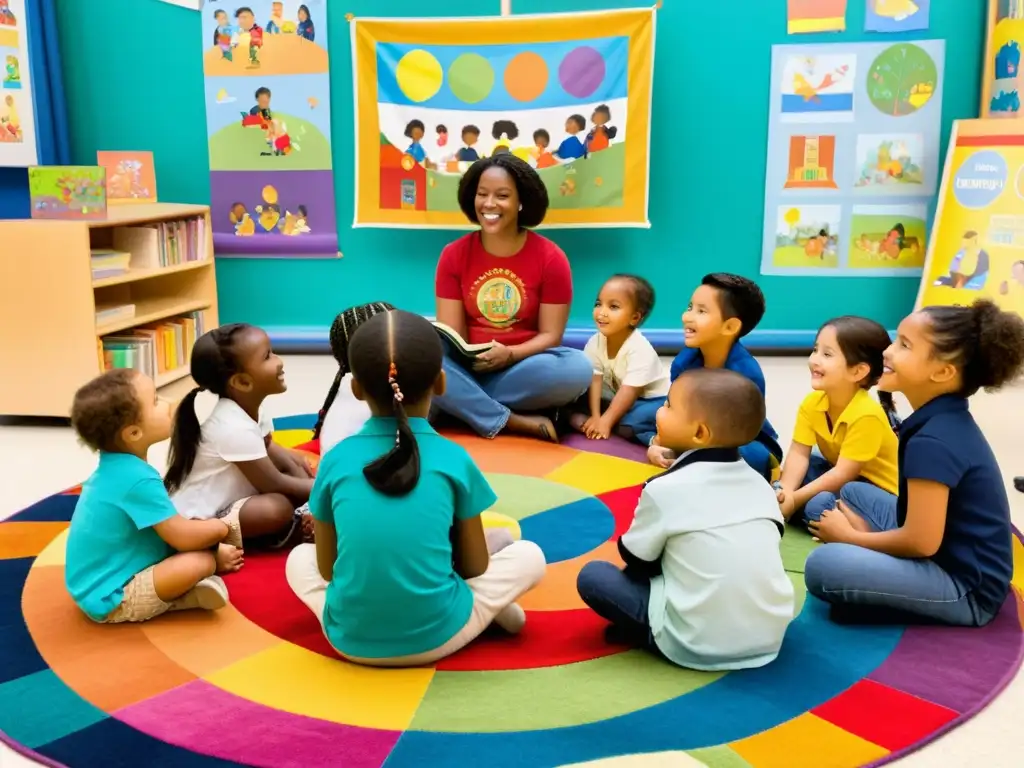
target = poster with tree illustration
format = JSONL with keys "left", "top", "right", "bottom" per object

{"left": 761, "top": 40, "right": 945, "bottom": 277}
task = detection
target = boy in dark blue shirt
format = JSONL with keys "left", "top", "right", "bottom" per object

{"left": 644, "top": 273, "right": 782, "bottom": 480}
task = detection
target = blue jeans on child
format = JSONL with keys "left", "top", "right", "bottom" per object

{"left": 576, "top": 561, "right": 660, "bottom": 651}
{"left": 432, "top": 341, "right": 593, "bottom": 438}
{"left": 798, "top": 451, "right": 895, "bottom": 525}
{"left": 804, "top": 481, "right": 994, "bottom": 626}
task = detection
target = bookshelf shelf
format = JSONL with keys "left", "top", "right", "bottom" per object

{"left": 0, "top": 203, "right": 219, "bottom": 418}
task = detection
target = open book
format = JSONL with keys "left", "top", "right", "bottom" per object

{"left": 433, "top": 321, "right": 493, "bottom": 361}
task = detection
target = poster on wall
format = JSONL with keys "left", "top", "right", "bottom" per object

{"left": 787, "top": 0, "right": 847, "bottom": 34}
{"left": 350, "top": 7, "right": 656, "bottom": 229}
{"left": 199, "top": 0, "right": 338, "bottom": 257}
{"left": 760, "top": 40, "right": 945, "bottom": 277}
{"left": 916, "top": 119, "right": 1024, "bottom": 319}
{"left": 864, "top": 0, "right": 930, "bottom": 33}
{"left": 0, "top": 0, "right": 38, "bottom": 167}
{"left": 982, "top": 0, "right": 1024, "bottom": 119}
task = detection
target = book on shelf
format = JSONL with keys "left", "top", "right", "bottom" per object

{"left": 112, "top": 215, "right": 207, "bottom": 270}
{"left": 90, "top": 248, "right": 131, "bottom": 279}
{"left": 95, "top": 303, "right": 136, "bottom": 325}
{"left": 432, "top": 321, "right": 493, "bottom": 360}
{"left": 100, "top": 311, "right": 208, "bottom": 379}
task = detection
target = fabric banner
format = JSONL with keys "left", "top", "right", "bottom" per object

{"left": 200, "top": 0, "right": 338, "bottom": 257}
{"left": 916, "top": 119, "right": 1024, "bottom": 318}
{"left": 761, "top": 40, "right": 945, "bottom": 277}
{"left": 0, "top": 0, "right": 38, "bottom": 167}
{"left": 982, "top": 0, "right": 1024, "bottom": 119}
{"left": 350, "top": 8, "right": 656, "bottom": 229}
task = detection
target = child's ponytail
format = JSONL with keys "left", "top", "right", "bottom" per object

{"left": 164, "top": 387, "right": 204, "bottom": 493}
{"left": 362, "top": 360, "right": 420, "bottom": 496}
{"left": 877, "top": 391, "right": 901, "bottom": 435}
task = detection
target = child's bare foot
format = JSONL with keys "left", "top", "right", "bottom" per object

{"left": 837, "top": 502, "right": 872, "bottom": 533}
{"left": 493, "top": 603, "right": 527, "bottom": 634}
{"left": 216, "top": 544, "right": 244, "bottom": 573}
{"left": 506, "top": 413, "right": 558, "bottom": 442}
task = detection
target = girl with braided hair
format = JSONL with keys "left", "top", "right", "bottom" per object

{"left": 165, "top": 324, "right": 314, "bottom": 550}
{"left": 314, "top": 302, "right": 394, "bottom": 455}
{"left": 286, "top": 310, "right": 546, "bottom": 666}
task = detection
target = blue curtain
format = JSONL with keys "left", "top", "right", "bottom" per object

{"left": 0, "top": 0, "right": 71, "bottom": 219}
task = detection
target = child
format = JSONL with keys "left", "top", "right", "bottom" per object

{"left": 165, "top": 324, "right": 314, "bottom": 549}
{"left": 571, "top": 274, "right": 669, "bottom": 443}
{"left": 286, "top": 310, "right": 546, "bottom": 666}
{"left": 577, "top": 368, "right": 794, "bottom": 670}
{"left": 456, "top": 125, "right": 480, "bottom": 162}
{"left": 776, "top": 316, "right": 899, "bottom": 525}
{"left": 586, "top": 104, "right": 617, "bottom": 153}
{"left": 648, "top": 273, "right": 782, "bottom": 479}
{"left": 555, "top": 114, "right": 587, "bottom": 161}
{"left": 805, "top": 299, "right": 1024, "bottom": 627}
{"left": 65, "top": 370, "right": 241, "bottom": 624}
{"left": 404, "top": 119, "right": 426, "bottom": 164}
{"left": 531, "top": 129, "right": 556, "bottom": 169}
{"left": 312, "top": 302, "right": 394, "bottom": 455}
{"left": 212, "top": 9, "right": 235, "bottom": 61}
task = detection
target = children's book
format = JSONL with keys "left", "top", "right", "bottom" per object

{"left": 97, "top": 151, "right": 158, "bottom": 205}
{"left": 432, "top": 321, "right": 492, "bottom": 360}
{"left": 28, "top": 166, "right": 107, "bottom": 220}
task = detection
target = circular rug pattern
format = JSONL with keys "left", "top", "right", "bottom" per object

{"left": 0, "top": 413, "right": 1022, "bottom": 768}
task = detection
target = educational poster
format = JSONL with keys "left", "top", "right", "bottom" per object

{"left": 983, "top": 0, "right": 1024, "bottom": 118}
{"left": 0, "top": 0, "right": 38, "bottom": 167}
{"left": 916, "top": 119, "right": 1024, "bottom": 319}
{"left": 199, "top": 0, "right": 338, "bottom": 257}
{"left": 787, "top": 0, "right": 847, "bottom": 34}
{"left": 97, "top": 151, "right": 158, "bottom": 204}
{"left": 28, "top": 166, "right": 107, "bottom": 220}
{"left": 761, "top": 40, "right": 945, "bottom": 277}
{"left": 864, "top": 1, "right": 930, "bottom": 33}
{"left": 350, "top": 7, "right": 656, "bottom": 228}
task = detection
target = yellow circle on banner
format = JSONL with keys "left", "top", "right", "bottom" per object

{"left": 396, "top": 49, "right": 443, "bottom": 103}
{"left": 400, "top": 154, "right": 416, "bottom": 171}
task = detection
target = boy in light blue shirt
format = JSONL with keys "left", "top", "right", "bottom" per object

{"left": 65, "top": 370, "right": 240, "bottom": 624}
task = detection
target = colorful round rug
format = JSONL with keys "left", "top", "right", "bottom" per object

{"left": 1, "top": 413, "right": 1022, "bottom": 768}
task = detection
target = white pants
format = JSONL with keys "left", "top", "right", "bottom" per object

{"left": 285, "top": 535, "right": 546, "bottom": 667}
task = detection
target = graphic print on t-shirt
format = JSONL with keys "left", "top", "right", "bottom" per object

{"left": 470, "top": 267, "right": 527, "bottom": 329}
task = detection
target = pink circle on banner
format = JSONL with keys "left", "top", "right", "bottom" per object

{"left": 558, "top": 46, "right": 605, "bottom": 99}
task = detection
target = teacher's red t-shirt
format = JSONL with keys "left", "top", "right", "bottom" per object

{"left": 435, "top": 232, "right": 573, "bottom": 346}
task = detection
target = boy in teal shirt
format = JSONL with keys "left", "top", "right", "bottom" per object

{"left": 645, "top": 273, "right": 782, "bottom": 479}
{"left": 65, "top": 369, "right": 241, "bottom": 623}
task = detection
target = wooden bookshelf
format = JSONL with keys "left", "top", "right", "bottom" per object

{"left": 0, "top": 203, "right": 219, "bottom": 418}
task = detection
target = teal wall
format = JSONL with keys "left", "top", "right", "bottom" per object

{"left": 55, "top": 0, "right": 985, "bottom": 337}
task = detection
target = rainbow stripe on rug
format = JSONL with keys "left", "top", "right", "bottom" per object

{"left": 1, "top": 413, "right": 1022, "bottom": 768}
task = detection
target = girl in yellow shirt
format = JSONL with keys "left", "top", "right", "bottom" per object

{"left": 777, "top": 316, "right": 899, "bottom": 525}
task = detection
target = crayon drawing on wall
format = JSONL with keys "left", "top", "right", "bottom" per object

{"left": 864, "top": 0, "right": 930, "bottom": 33}
{"left": 918, "top": 120, "right": 1024, "bottom": 320}
{"left": 762, "top": 40, "right": 945, "bottom": 277}
{"left": 0, "top": 0, "right": 38, "bottom": 167}
{"left": 787, "top": 0, "right": 847, "bottom": 34}
{"left": 98, "top": 151, "right": 158, "bottom": 204}
{"left": 199, "top": 0, "right": 338, "bottom": 257}
{"left": 350, "top": 7, "right": 656, "bottom": 228}
{"left": 28, "top": 166, "right": 106, "bottom": 220}
{"left": 985, "top": 0, "right": 1024, "bottom": 118}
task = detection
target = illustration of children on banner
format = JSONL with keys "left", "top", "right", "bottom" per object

{"left": 0, "top": 93, "right": 21, "bottom": 142}
{"left": 3, "top": 54, "right": 19, "bottom": 88}
{"left": 202, "top": 1, "right": 326, "bottom": 76}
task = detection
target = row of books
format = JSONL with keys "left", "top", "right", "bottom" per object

{"left": 109, "top": 216, "right": 208, "bottom": 271}
{"left": 98, "top": 311, "right": 207, "bottom": 379}
{"left": 90, "top": 249, "right": 132, "bottom": 280}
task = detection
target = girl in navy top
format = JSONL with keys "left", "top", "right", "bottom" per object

{"left": 804, "top": 299, "right": 1024, "bottom": 626}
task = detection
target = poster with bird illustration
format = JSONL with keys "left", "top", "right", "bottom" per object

{"left": 761, "top": 40, "right": 945, "bottom": 277}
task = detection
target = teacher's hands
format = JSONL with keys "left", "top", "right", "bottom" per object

{"left": 473, "top": 341, "right": 514, "bottom": 373}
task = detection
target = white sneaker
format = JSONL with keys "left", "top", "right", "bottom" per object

{"left": 193, "top": 576, "right": 229, "bottom": 610}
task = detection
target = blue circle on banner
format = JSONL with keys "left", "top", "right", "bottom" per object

{"left": 953, "top": 150, "right": 1008, "bottom": 209}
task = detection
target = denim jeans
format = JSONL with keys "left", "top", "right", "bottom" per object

{"left": 576, "top": 561, "right": 658, "bottom": 649}
{"left": 799, "top": 452, "right": 896, "bottom": 525}
{"left": 804, "top": 481, "right": 991, "bottom": 626}
{"left": 432, "top": 342, "right": 593, "bottom": 438}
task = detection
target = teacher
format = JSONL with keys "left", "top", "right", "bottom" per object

{"left": 432, "top": 154, "right": 593, "bottom": 441}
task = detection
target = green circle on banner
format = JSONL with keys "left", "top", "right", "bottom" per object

{"left": 449, "top": 53, "right": 495, "bottom": 104}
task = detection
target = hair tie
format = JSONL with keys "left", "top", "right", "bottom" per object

{"left": 388, "top": 362, "right": 404, "bottom": 403}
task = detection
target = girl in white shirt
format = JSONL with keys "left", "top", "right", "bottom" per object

{"left": 312, "top": 302, "right": 394, "bottom": 455}
{"left": 164, "top": 324, "right": 315, "bottom": 549}
{"left": 570, "top": 274, "right": 669, "bottom": 444}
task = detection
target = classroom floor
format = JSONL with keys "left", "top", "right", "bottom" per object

{"left": 1, "top": 355, "right": 1021, "bottom": 768}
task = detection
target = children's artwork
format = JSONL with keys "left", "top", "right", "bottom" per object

{"left": 864, "top": 0, "right": 930, "bottom": 33}
{"left": 350, "top": 8, "right": 656, "bottom": 228}
{"left": 772, "top": 205, "right": 842, "bottom": 269}
{"left": 28, "top": 166, "right": 107, "bottom": 220}
{"left": 762, "top": 40, "right": 945, "bottom": 276}
{"left": 848, "top": 204, "right": 928, "bottom": 269}
{"left": 983, "top": 0, "right": 1024, "bottom": 118}
{"left": 779, "top": 54, "right": 856, "bottom": 123}
{"left": 97, "top": 151, "right": 158, "bottom": 204}
{"left": 199, "top": 0, "right": 337, "bottom": 257}
{"left": 787, "top": 0, "right": 847, "bottom": 34}
{"left": 0, "top": 0, "right": 37, "bottom": 167}
{"left": 917, "top": 119, "right": 1024, "bottom": 319}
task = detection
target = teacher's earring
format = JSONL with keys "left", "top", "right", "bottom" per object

{"left": 518, "top": 204, "right": 523, "bottom": 211}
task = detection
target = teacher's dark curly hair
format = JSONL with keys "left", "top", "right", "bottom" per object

{"left": 457, "top": 154, "right": 549, "bottom": 229}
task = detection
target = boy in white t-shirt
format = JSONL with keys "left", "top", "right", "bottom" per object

{"left": 570, "top": 274, "right": 669, "bottom": 444}
{"left": 577, "top": 368, "right": 795, "bottom": 670}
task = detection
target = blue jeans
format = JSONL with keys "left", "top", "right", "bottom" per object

{"left": 804, "top": 482, "right": 992, "bottom": 626}
{"left": 798, "top": 452, "right": 896, "bottom": 525}
{"left": 577, "top": 561, "right": 658, "bottom": 649}
{"left": 432, "top": 343, "right": 592, "bottom": 438}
